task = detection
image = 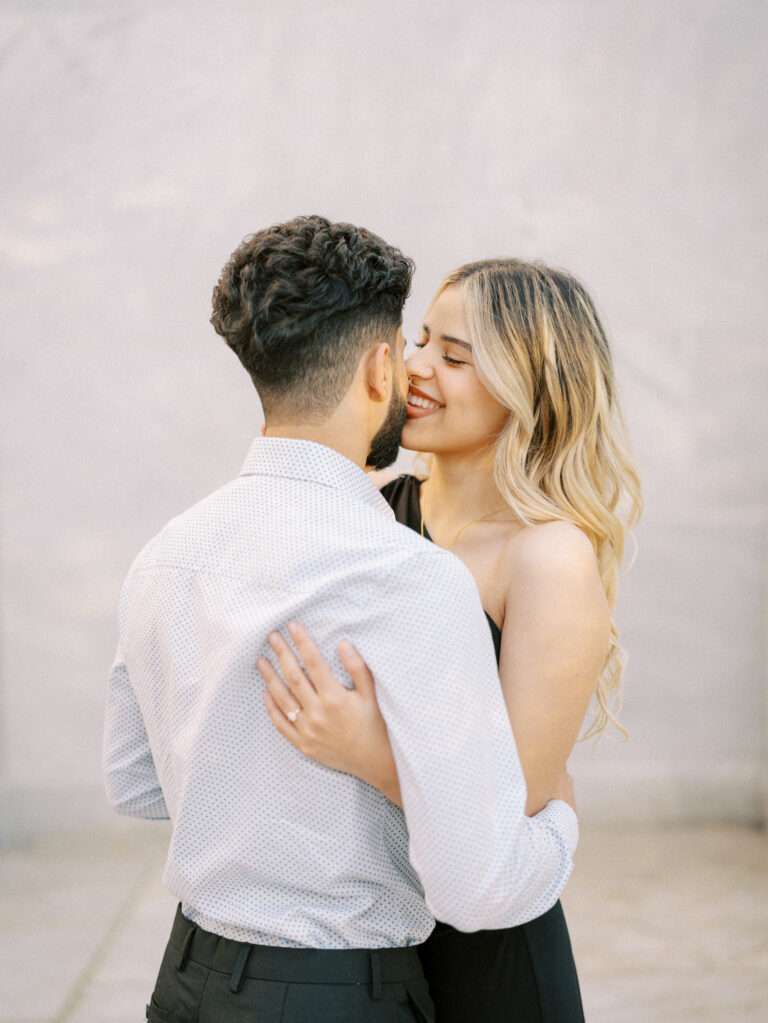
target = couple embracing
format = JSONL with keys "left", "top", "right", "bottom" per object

{"left": 103, "top": 215, "right": 641, "bottom": 1022}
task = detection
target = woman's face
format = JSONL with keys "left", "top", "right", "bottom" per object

{"left": 401, "top": 284, "right": 509, "bottom": 456}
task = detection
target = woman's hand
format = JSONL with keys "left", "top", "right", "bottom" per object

{"left": 256, "top": 622, "right": 403, "bottom": 806}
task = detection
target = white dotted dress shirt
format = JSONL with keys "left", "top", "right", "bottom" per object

{"left": 103, "top": 436, "right": 578, "bottom": 948}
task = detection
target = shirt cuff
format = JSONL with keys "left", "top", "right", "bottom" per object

{"left": 533, "top": 799, "right": 579, "bottom": 855}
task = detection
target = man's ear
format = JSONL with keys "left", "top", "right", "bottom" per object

{"left": 363, "top": 341, "right": 391, "bottom": 402}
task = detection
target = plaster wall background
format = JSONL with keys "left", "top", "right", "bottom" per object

{"left": 1, "top": 0, "right": 766, "bottom": 840}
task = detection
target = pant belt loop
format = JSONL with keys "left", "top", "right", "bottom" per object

{"left": 370, "top": 949, "right": 383, "bottom": 1000}
{"left": 177, "top": 924, "right": 197, "bottom": 973}
{"left": 229, "top": 943, "right": 252, "bottom": 994}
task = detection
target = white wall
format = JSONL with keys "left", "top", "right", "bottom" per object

{"left": 1, "top": 0, "right": 766, "bottom": 841}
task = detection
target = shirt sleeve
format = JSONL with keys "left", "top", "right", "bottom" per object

{"left": 358, "top": 544, "right": 578, "bottom": 932}
{"left": 102, "top": 634, "right": 169, "bottom": 820}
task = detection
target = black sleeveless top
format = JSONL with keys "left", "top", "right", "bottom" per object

{"left": 380, "top": 475, "right": 502, "bottom": 662}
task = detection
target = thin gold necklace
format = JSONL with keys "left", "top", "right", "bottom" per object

{"left": 420, "top": 486, "right": 508, "bottom": 549}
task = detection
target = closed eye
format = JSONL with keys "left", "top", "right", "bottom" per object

{"left": 413, "top": 340, "right": 467, "bottom": 366}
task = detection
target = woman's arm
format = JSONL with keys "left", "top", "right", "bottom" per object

{"left": 497, "top": 521, "right": 611, "bottom": 815}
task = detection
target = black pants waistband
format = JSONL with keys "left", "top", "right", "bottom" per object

{"left": 170, "top": 904, "right": 425, "bottom": 993}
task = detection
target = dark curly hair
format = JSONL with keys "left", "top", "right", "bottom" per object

{"left": 210, "top": 215, "right": 415, "bottom": 419}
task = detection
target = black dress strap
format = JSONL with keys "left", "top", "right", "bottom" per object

{"left": 379, "top": 474, "right": 424, "bottom": 534}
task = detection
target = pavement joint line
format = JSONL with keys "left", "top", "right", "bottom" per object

{"left": 52, "top": 844, "right": 164, "bottom": 1023}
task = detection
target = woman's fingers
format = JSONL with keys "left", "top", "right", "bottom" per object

{"left": 338, "top": 639, "right": 376, "bottom": 698}
{"left": 265, "top": 630, "right": 319, "bottom": 708}
{"left": 262, "top": 688, "right": 303, "bottom": 750}
{"left": 258, "top": 628, "right": 391, "bottom": 785}
{"left": 256, "top": 655, "right": 304, "bottom": 723}
{"left": 287, "top": 622, "right": 340, "bottom": 696}
{"left": 288, "top": 623, "right": 376, "bottom": 702}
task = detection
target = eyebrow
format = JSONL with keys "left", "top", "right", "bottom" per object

{"left": 422, "top": 324, "right": 473, "bottom": 352}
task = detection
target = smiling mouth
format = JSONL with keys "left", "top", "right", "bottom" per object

{"left": 406, "top": 386, "right": 444, "bottom": 416}
{"left": 408, "top": 395, "right": 441, "bottom": 410}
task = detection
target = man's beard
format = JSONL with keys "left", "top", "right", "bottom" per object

{"left": 365, "top": 386, "right": 408, "bottom": 470}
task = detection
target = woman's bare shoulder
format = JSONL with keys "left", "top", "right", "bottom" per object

{"left": 500, "top": 519, "right": 601, "bottom": 588}
{"left": 496, "top": 520, "right": 609, "bottom": 646}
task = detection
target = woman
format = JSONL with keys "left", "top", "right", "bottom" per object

{"left": 257, "top": 259, "right": 642, "bottom": 1021}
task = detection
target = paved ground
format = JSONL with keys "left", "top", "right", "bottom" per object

{"left": 1, "top": 826, "right": 766, "bottom": 1022}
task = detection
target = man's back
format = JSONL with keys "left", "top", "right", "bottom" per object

{"left": 105, "top": 436, "right": 577, "bottom": 951}
{"left": 105, "top": 437, "right": 435, "bottom": 948}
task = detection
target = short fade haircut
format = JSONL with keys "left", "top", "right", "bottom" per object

{"left": 210, "top": 215, "right": 415, "bottom": 420}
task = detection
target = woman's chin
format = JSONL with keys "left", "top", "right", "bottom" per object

{"left": 400, "top": 420, "right": 440, "bottom": 453}
{"left": 400, "top": 422, "right": 426, "bottom": 451}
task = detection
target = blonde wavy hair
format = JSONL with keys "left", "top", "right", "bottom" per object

{"left": 433, "top": 260, "right": 642, "bottom": 738}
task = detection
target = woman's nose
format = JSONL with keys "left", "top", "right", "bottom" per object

{"left": 405, "top": 351, "right": 433, "bottom": 377}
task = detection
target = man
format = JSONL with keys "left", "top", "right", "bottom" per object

{"left": 103, "top": 216, "right": 577, "bottom": 1022}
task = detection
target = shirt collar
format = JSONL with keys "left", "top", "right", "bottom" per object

{"left": 238, "top": 436, "right": 394, "bottom": 517}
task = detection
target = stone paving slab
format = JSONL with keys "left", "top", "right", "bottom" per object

{"left": 0, "top": 824, "right": 169, "bottom": 1023}
{"left": 563, "top": 828, "right": 768, "bottom": 1021}
{"left": 66, "top": 869, "right": 175, "bottom": 1023}
{"left": 1, "top": 826, "right": 766, "bottom": 1022}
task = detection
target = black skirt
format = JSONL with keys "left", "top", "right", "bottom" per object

{"left": 381, "top": 475, "right": 585, "bottom": 1022}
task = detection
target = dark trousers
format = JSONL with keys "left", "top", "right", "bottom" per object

{"left": 146, "top": 903, "right": 435, "bottom": 1022}
{"left": 418, "top": 902, "right": 585, "bottom": 1022}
